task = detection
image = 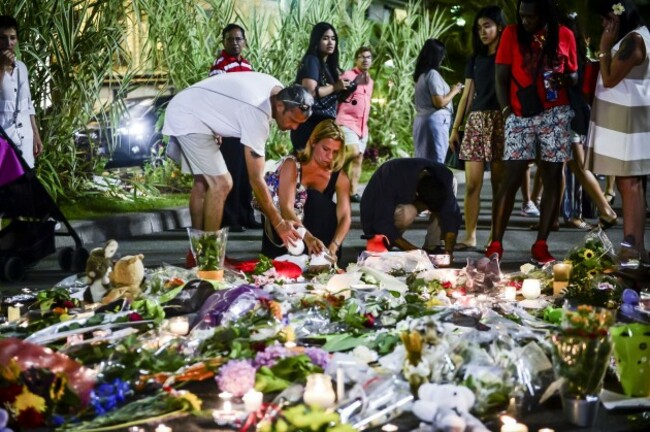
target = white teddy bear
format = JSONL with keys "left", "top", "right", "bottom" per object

{"left": 412, "top": 383, "right": 489, "bottom": 432}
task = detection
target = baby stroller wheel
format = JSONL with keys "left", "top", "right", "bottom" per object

{"left": 1, "top": 256, "right": 26, "bottom": 282}
{"left": 72, "top": 248, "right": 89, "bottom": 273}
{"left": 58, "top": 247, "right": 74, "bottom": 272}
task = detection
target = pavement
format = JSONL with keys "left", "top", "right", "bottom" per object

{"left": 1, "top": 169, "right": 646, "bottom": 295}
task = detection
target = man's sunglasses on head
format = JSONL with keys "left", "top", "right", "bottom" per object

{"left": 281, "top": 99, "right": 312, "bottom": 114}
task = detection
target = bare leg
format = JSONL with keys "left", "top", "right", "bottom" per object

{"left": 486, "top": 160, "right": 505, "bottom": 244}
{"left": 532, "top": 162, "right": 543, "bottom": 206}
{"left": 347, "top": 144, "right": 363, "bottom": 195}
{"left": 520, "top": 164, "right": 531, "bottom": 203}
{"left": 461, "top": 161, "right": 485, "bottom": 247}
{"left": 567, "top": 142, "right": 617, "bottom": 221}
{"left": 189, "top": 176, "right": 208, "bottom": 230}
{"left": 605, "top": 175, "right": 616, "bottom": 203}
{"left": 201, "top": 173, "right": 233, "bottom": 232}
{"left": 616, "top": 175, "right": 647, "bottom": 255}
{"left": 492, "top": 160, "right": 529, "bottom": 242}
{"left": 537, "top": 161, "right": 564, "bottom": 241}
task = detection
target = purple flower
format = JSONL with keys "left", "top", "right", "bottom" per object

{"left": 216, "top": 360, "right": 256, "bottom": 397}
{"left": 304, "top": 347, "right": 329, "bottom": 370}
{"left": 253, "top": 343, "right": 289, "bottom": 368}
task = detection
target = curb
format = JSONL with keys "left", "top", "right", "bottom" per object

{"left": 57, "top": 207, "right": 190, "bottom": 247}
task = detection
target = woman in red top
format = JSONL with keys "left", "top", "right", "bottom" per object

{"left": 486, "top": 0, "right": 578, "bottom": 264}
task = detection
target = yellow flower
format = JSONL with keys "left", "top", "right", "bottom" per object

{"left": 50, "top": 374, "right": 68, "bottom": 401}
{"left": 177, "top": 391, "right": 202, "bottom": 411}
{"left": 588, "top": 269, "right": 599, "bottom": 277}
{"left": 14, "top": 386, "right": 47, "bottom": 413}
{"left": 582, "top": 249, "right": 595, "bottom": 260}
{"left": 0, "top": 360, "right": 21, "bottom": 382}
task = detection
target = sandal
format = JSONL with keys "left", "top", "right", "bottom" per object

{"left": 599, "top": 216, "right": 617, "bottom": 230}
{"left": 565, "top": 218, "right": 594, "bottom": 230}
{"left": 604, "top": 192, "right": 615, "bottom": 206}
{"left": 454, "top": 242, "right": 477, "bottom": 252}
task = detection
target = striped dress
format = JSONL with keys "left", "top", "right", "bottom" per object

{"left": 586, "top": 26, "right": 650, "bottom": 176}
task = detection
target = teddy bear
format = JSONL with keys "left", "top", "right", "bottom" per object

{"left": 84, "top": 239, "right": 119, "bottom": 303}
{"left": 102, "top": 254, "right": 145, "bottom": 304}
{"left": 412, "top": 383, "right": 489, "bottom": 432}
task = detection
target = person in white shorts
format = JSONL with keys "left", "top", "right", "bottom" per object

{"left": 162, "top": 72, "right": 313, "bottom": 250}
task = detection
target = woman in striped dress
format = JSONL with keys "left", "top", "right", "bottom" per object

{"left": 586, "top": 0, "right": 650, "bottom": 263}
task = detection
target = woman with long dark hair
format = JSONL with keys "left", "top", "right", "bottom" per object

{"left": 413, "top": 39, "right": 463, "bottom": 163}
{"left": 450, "top": 5, "right": 507, "bottom": 250}
{"left": 291, "top": 22, "right": 350, "bottom": 153}
{"left": 486, "top": 0, "right": 578, "bottom": 264}
{"left": 586, "top": 0, "right": 650, "bottom": 264}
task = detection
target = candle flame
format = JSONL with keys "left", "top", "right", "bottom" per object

{"left": 501, "top": 415, "right": 516, "bottom": 425}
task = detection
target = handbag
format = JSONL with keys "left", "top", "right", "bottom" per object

{"left": 567, "top": 84, "right": 591, "bottom": 135}
{"left": 444, "top": 131, "right": 465, "bottom": 171}
{"left": 513, "top": 76, "right": 544, "bottom": 117}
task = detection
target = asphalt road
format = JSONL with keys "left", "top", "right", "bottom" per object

{"left": 1, "top": 170, "right": 646, "bottom": 296}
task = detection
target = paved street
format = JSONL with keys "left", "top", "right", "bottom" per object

{"left": 1, "top": 169, "right": 646, "bottom": 295}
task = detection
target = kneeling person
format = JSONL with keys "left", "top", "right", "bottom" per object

{"left": 360, "top": 158, "right": 460, "bottom": 261}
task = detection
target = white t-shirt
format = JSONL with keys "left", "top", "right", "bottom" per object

{"left": 162, "top": 72, "right": 282, "bottom": 156}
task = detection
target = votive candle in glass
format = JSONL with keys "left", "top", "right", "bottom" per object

{"left": 521, "top": 279, "right": 541, "bottom": 300}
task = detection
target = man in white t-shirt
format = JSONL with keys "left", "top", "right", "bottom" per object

{"left": 163, "top": 72, "right": 313, "bottom": 252}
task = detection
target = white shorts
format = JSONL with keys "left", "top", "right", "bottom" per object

{"left": 341, "top": 125, "right": 369, "bottom": 153}
{"left": 169, "top": 134, "right": 228, "bottom": 176}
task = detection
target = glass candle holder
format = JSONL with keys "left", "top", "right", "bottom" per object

{"left": 521, "top": 279, "right": 541, "bottom": 300}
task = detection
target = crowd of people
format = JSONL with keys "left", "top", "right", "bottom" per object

{"left": 3, "top": 0, "right": 649, "bottom": 268}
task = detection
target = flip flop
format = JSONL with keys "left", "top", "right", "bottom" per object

{"left": 454, "top": 242, "right": 477, "bottom": 251}
{"left": 599, "top": 216, "right": 617, "bottom": 230}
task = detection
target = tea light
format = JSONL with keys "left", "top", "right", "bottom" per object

{"left": 521, "top": 279, "right": 541, "bottom": 300}
{"left": 503, "top": 285, "right": 517, "bottom": 301}
{"left": 168, "top": 316, "right": 189, "bottom": 336}
{"left": 500, "top": 416, "right": 528, "bottom": 432}
{"left": 155, "top": 425, "right": 172, "bottom": 432}
{"left": 284, "top": 341, "right": 297, "bottom": 349}
{"left": 303, "top": 373, "right": 336, "bottom": 408}
{"left": 242, "top": 389, "right": 263, "bottom": 413}
{"left": 381, "top": 424, "right": 399, "bottom": 432}
{"left": 8, "top": 304, "right": 22, "bottom": 322}
{"left": 538, "top": 429, "right": 554, "bottom": 432}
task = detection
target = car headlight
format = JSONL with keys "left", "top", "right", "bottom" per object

{"left": 117, "top": 121, "right": 148, "bottom": 140}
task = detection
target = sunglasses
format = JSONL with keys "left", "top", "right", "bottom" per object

{"left": 280, "top": 99, "right": 312, "bottom": 113}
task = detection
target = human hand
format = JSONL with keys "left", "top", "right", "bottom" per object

{"left": 449, "top": 129, "right": 460, "bottom": 150}
{"left": 452, "top": 82, "right": 464, "bottom": 96}
{"left": 334, "top": 79, "right": 350, "bottom": 93}
{"left": 33, "top": 133, "right": 43, "bottom": 158}
{"left": 600, "top": 14, "right": 619, "bottom": 53}
{"left": 304, "top": 232, "right": 326, "bottom": 255}
{"left": 214, "top": 134, "right": 223, "bottom": 146}
{"left": 0, "top": 50, "right": 15, "bottom": 69}
{"left": 275, "top": 219, "right": 300, "bottom": 247}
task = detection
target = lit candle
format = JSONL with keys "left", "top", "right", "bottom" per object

{"left": 8, "top": 304, "right": 22, "bottom": 322}
{"left": 223, "top": 400, "right": 232, "bottom": 413}
{"left": 284, "top": 341, "right": 297, "bottom": 349}
{"left": 168, "top": 316, "right": 189, "bottom": 336}
{"left": 504, "top": 285, "right": 517, "bottom": 301}
{"left": 500, "top": 416, "right": 528, "bottom": 432}
{"left": 538, "top": 429, "right": 554, "bottom": 432}
{"left": 382, "top": 424, "right": 399, "bottom": 432}
{"left": 553, "top": 263, "right": 572, "bottom": 296}
{"left": 336, "top": 367, "right": 345, "bottom": 402}
{"left": 303, "top": 373, "right": 336, "bottom": 408}
{"left": 155, "top": 425, "right": 172, "bottom": 432}
{"left": 553, "top": 263, "right": 572, "bottom": 281}
{"left": 242, "top": 389, "right": 263, "bottom": 413}
{"left": 521, "top": 279, "right": 541, "bottom": 300}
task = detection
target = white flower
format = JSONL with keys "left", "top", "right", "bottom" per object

{"left": 352, "top": 345, "right": 379, "bottom": 364}
{"left": 612, "top": 3, "right": 625, "bottom": 16}
{"left": 520, "top": 263, "right": 536, "bottom": 275}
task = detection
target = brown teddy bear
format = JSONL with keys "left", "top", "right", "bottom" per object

{"left": 102, "top": 254, "right": 145, "bottom": 304}
{"left": 84, "top": 239, "right": 119, "bottom": 303}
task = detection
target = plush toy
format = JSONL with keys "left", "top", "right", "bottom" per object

{"left": 412, "top": 383, "right": 489, "bottom": 432}
{"left": 84, "top": 239, "right": 119, "bottom": 303}
{"left": 103, "top": 254, "right": 145, "bottom": 304}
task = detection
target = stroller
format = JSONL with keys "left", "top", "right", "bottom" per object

{"left": 0, "top": 125, "right": 88, "bottom": 282}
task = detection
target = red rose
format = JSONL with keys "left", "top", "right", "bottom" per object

{"left": 442, "top": 281, "right": 452, "bottom": 289}
{"left": 364, "top": 313, "right": 376, "bottom": 328}
{"left": 128, "top": 312, "right": 143, "bottom": 322}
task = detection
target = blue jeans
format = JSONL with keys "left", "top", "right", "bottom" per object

{"left": 413, "top": 111, "right": 451, "bottom": 163}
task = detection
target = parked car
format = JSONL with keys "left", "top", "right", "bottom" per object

{"left": 74, "top": 95, "right": 173, "bottom": 168}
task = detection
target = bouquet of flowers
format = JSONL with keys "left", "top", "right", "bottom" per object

{"left": 562, "top": 229, "right": 620, "bottom": 307}
{"left": 551, "top": 305, "right": 614, "bottom": 398}
{"left": 187, "top": 227, "right": 228, "bottom": 279}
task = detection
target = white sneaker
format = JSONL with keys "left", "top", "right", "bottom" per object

{"left": 520, "top": 201, "right": 540, "bottom": 217}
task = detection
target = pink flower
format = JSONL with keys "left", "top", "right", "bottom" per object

{"left": 215, "top": 360, "right": 256, "bottom": 397}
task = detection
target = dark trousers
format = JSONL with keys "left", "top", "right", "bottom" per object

{"left": 221, "top": 137, "right": 255, "bottom": 227}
